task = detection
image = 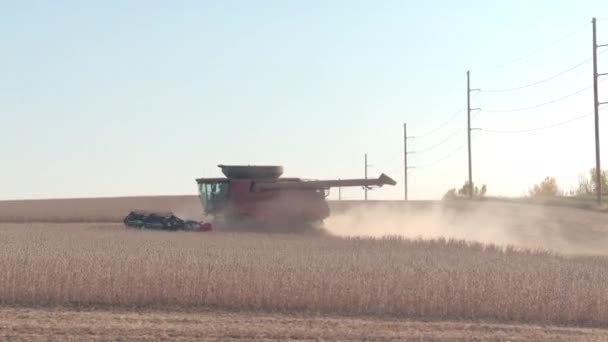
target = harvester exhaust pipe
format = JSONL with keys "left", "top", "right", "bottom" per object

{"left": 252, "top": 173, "right": 397, "bottom": 192}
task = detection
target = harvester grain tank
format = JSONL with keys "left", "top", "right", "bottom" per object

{"left": 195, "top": 164, "right": 396, "bottom": 231}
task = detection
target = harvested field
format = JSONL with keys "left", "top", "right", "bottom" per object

{"left": 2, "top": 307, "right": 608, "bottom": 341}
{"left": 3, "top": 196, "right": 608, "bottom": 255}
{"left": 1, "top": 223, "right": 608, "bottom": 328}
{"left": 0, "top": 196, "right": 202, "bottom": 222}
{"left": 3, "top": 197, "right": 608, "bottom": 339}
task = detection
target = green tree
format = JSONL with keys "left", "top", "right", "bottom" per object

{"left": 442, "top": 188, "right": 458, "bottom": 200}
{"left": 443, "top": 181, "right": 487, "bottom": 200}
{"left": 574, "top": 168, "right": 608, "bottom": 196}
{"left": 528, "top": 176, "right": 562, "bottom": 197}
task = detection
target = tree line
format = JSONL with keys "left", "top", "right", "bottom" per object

{"left": 443, "top": 167, "right": 606, "bottom": 200}
{"left": 527, "top": 167, "right": 608, "bottom": 198}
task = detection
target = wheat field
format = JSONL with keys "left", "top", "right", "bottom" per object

{"left": 1, "top": 222, "right": 608, "bottom": 328}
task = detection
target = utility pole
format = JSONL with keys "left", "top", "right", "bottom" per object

{"left": 592, "top": 17, "right": 608, "bottom": 205}
{"left": 404, "top": 124, "right": 408, "bottom": 200}
{"left": 467, "top": 71, "right": 473, "bottom": 199}
{"left": 338, "top": 179, "right": 342, "bottom": 200}
{"left": 403, "top": 123, "right": 415, "bottom": 200}
{"left": 364, "top": 153, "right": 368, "bottom": 200}
{"left": 467, "top": 70, "right": 480, "bottom": 199}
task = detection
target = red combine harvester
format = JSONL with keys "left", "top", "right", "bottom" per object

{"left": 124, "top": 164, "right": 396, "bottom": 232}
{"left": 194, "top": 164, "right": 396, "bottom": 232}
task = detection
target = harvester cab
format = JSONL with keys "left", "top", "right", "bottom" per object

{"left": 195, "top": 164, "right": 396, "bottom": 230}
{"left": 198, "top": 180, "right": 230, "bottom": 215}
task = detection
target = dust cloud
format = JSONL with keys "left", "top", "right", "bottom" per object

{"left": 325, "top": 201, "right": 608, "bottom": 256}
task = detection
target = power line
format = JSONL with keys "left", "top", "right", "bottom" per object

{"left": 415, "top": 93, "right": 482, "bottom": 139}
{"left": 482, "top": 49, "right": 608, "bottom": 93}
{"left": 415, "top": 106, "right": 466, "bottom": 138}
{"left": 480, "top": 22, "right": 588, "bottom": 72}
{"left": 483, "top": 85, "right": 592, "bottom": 113}
{"left": 481, "top": 112, "right": 594, "bottom": 134}
{"left": 481, "top": 58, "right": 591, "bottom": 93}
{"left": 414, "top": 111, "right": 482, "bottom": 153}
{"left": 416, "top": 142, "right": 468, "bottom": 169}
{"left": 415, "top": 125, "right": 464, "bottom": 153}
{"left": 392, "top": 100, "right": 468, "bottom": 169}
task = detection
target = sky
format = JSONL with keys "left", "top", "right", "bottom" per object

{"left": 1, "top": 0, "right": 608, "bottom": 200}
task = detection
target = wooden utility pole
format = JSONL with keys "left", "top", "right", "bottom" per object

{"left": 467, "top": 71, "right": 473, "bottom": 198}
{"left": 592, "top": 17, "right": 608, "bottom": 205}
{"left": 467, "top": 71, "right": 480, "bottom": 199}
{"left": 404, "top": 124, "right": 408, "bottom": 200}
{"left": 403, "top": 123, "right": 415, "bottom": 200}
{"left": 364, "top": 153, "right": 368, "bottom": 200}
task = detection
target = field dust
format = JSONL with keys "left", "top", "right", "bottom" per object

{"left": 327, "top": 201, "right": 608, "bottom": 255}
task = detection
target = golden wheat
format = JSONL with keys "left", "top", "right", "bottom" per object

{"left": 1, "top": 223, "right": 607, "bottom": 327}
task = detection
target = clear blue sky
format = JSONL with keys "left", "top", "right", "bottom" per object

{"left": 2, "top": 0, "right": 608, "bottom": 200}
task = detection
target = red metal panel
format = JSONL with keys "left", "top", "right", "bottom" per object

{"left": 227, "top": 179, "right": 329, "bottom": 224}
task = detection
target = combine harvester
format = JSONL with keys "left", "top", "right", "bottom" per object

{"left": 124, "top": 164, "right": 396, "bottom": 232}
